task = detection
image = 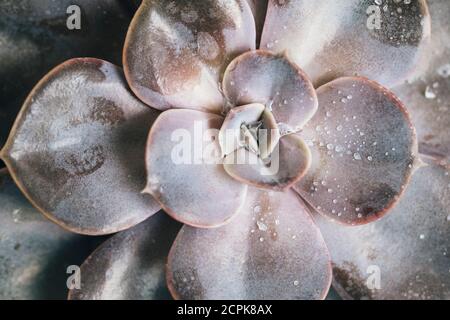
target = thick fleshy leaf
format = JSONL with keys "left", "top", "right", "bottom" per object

{"left": 145, "top": 109, "right": 247, "bottom": 228}
{"left": 223, "top": 50, "right": 318, "bottom": 131}
{"left": 124, "top": 0, "right": 256, "bottom": 113}
{"left": 315, "top": 164, "right": 450, "bottom": 300}
{"left": 294, "top": 77, "right": 417, "bottom": 225}
{"left": 69, "top": 212, "right": 181, "bottom": 300}
{"left": 0, "top": 58, "right": 160, "bottom": 235}
{"left": 0, "top": 0, "right": 132, "bottom": 149}
{"left": 167, "top": 188, "right": 331, "bottom": 300}
{"left": 0, "top": 169, "right": 103, "bottom": 299}
{"left": 219, "top": 103, "right": 265, "bottom": 156}
{"left": 224, "top": 135, "right": 310, "bottom": 191}
{"left": 393, "top": 0, "right": 450, "bottom": 166}
{"left": 258, "top": 108, "right": 281, "bottom": 159}
{"left": 261, "top": 0, "right": 431, "bottom": 87}
{"left": 246, "top": 0, "right": 268, "bottom": 46}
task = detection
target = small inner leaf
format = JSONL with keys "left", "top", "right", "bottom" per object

{"left": 223, "top": 50, "right": 318, "bottom": 130}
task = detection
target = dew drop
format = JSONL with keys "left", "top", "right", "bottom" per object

{"left": 424, "top": 86, "right": 437, "bottom": 99}
{"left": 437, "top": 64, "right": 450, "bottom": 78}
{"left": 12, "top": 209, "right": 21, "bottom": 223}
{"left": 335, "top": 145, "right": 344, "bottom": 153}
{"left": 256, "top": 221, "right": 268, "bottom": 232}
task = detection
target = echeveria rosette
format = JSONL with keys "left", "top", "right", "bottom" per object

{"left": 126, "top": 0, "right": 419, "bottom": 299}
{"left": 0, "top": 0, "right": 448, "bottom": 300}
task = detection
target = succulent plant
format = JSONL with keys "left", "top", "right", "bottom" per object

{"left": 0, "top": 0, "right": 448, "bottom": 300}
